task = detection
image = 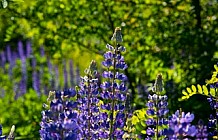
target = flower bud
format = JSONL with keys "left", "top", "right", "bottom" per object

{"left": 111, "top": 27, "right": 123, "bottom": 43}
{"left": 153, "top": 73, "right": 164, "bottom": 93}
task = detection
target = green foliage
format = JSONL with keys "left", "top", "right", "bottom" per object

{"left": 0, "top": 89, "right": 46, "bottom": 139}
{"left": 180, "top": 64, "right": 218, "bottom": 101}
{"left": 131, "top": 108, "right": 148, "bottom": 136}
{"left": 0, "top": 1, "right": 217, "bottom": 92}
{"left": 206, "top": 64, "right": 218, "bottom": 86}
{"left": 123, "top": 108, "right": 148, "bottom": 139}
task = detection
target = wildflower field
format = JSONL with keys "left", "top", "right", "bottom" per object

{"left": 0, "top": 0, "right": 218, "bottom": 140}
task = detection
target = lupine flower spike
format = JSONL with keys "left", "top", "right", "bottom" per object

{"left": 77, "top": 60, "right": 100, "bottom": 139}
{"left": 146, "top": 74, "right": 168, "bottom": 140}
{"left": 100, "top": 27, "right": 128, "bottom": 139}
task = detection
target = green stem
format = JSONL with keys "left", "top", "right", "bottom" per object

{"left": 156, "top": 92, "right": 159, "bottom": 140}
{"left": 109, "top": 42, "right": 118, "bottom": 140}
{"left": 60, "top": 129, "right": 64, "bottom": 139}
{"left": 87, "top": 75, "right": 92, "bottom": 140}
{"left": 178, "top": 108, "right": 183, "bottom": 140}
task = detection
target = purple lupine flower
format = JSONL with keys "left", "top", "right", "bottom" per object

{"left": 18, "top": 41, "right": 25, "bottom": 59}
{"left": 69, "top": 60, "right": 75, "bottom": 87}
{"left": 145, "top": 74, "right": 169, "bottom": 139}
{"left": 47, "top": 58, "right": 55, "bottom": 89}
{"left": 146, "top": 127, "right": 155, "bottom": 136}
{"left": 26, "top": 40, "right": 32, "bottom": 58}
{"left": 18, "top": 41, "right": 27, "bottom": 96}
{"left": 6, "top": 45, "right": 12, "bottom": 63}
{"left": 32, "top": 57, "right": 40, "bottom": 95}
{"left": 100, "top": 27, "right": 129, "bottom": 140}
{"left": 208, "top": 114, "right": 217, "bottom": 137}
{"left": 196, "top": 120, "right": 208, "bottom": 140}
{"left": 145, "top": 94, "right": 169, "bottom": 138}
{"left": 39, "top": 46, "right": 48, "bottom": 93}
{"left": 207, "top": 84, "right": 218, "bottom": 138}
{"left": 164, "top": 110, "right": 197, "bottom": 139}
{"left": 6, "top": 45, "right": 13, "bottom": 77}
{"left": 0, "top": 51, "right": 6, "bottom": 67}
{"left": 11, "top": 51, "right": 19, "bottom": 95}
{"left": 40, "top": 46, "right": 45, "bottom": 57}
{"left": 40, "top": 90, "right": 80, "bottom": 140}
{"left": 63, "top": 60, "right": 68, "bottom": 89}
{"left": 76, "top": 66, "right": 80, "bottom": 85}
{"left": 77, "top": 60, "right": 101, "bottom": 140}
{"left": 55, "top": 66, "right": 60, "bottom": 90}
{"left": 207, "top": 94, "right": 216, "bottom": 109}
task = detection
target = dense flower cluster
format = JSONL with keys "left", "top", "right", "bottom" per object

{"left": 164, "top": 110, "right": 197, "bottom": 139}
{"left": 40, "top": 27, "right": 130, "bottom": 140}
{"left": 77, "top": 60, "right": 102, "bottom": 139}
{"left": 146, "top": 94, "right": 168, "bottom": 138}
{"left": 0, "top": 41, "right": 80, "bottom": 98}
{"left": 145, "top": 74, "right": 169, "bottom": 139}
{"left": 40, "top": 89, "right": 80, "bottom": 140}
{"left": 38, "top": 27, "right": 218, "bottom": 140}
{"left": 100, "top": 27, "right": 128, "bottom": 139}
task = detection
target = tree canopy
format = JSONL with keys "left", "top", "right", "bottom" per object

{"left": 0, "top": 0, "right": 218, "bottom": 107}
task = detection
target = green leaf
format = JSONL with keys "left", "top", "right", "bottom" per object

{"left": 210, "top": 88, "right": 216, "bottom": 97}
{"left": 140, "top": 121, "right": 146, "bottom": 127}
{"left": 131, "top": 115, "right": 139, "bottom": 125}
{"left": 2, "top": 0, "right": 8, "bottom": 8}
{"left": 214, "top": 64, "right": 218, "bottom": 71}
{"left": 202, "top": 85, "right": 209, "bottom": 95}
{"left": 137, "top": 110, "right": 145, "bottom": 120}
{"left": 191, "top": 85, "right": 197, "bottom": 93}
{"left": 179, "top": 96, "right": 189, "bottom": 101}
{"left": 186, "top": 87, "right": 192, "bottom": 94}
{"left": 197, "top": 84, "right": 203, "bottom": 93}
{"left": 182, "top": 91, "right": 188, "bottom": 96}
{"left": 141, "top": 130, "right": 146, "bottom": 134}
